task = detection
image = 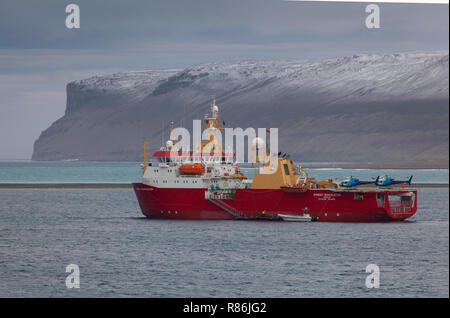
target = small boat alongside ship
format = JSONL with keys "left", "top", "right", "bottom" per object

{"left": 133, "top": 99, "right": 418, "bottom": 222}
{"left": 278, "top": 213, "right": 313, "bottom": 222}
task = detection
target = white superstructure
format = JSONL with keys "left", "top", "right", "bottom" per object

{"left": 141, "top": 99, "right": 249, "bottom": 192}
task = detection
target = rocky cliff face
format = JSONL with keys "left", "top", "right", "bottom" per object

{"left": 32, "top": 52, "right": 449, "bottom": 163}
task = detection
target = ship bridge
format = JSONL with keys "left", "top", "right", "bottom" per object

{"left": 151, "top": 151, "right": 235, "bottom": 164}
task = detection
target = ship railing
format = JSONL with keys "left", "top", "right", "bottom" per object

{"left": 205, "top": 189, "right": 236, "bottom": 200}
{"left": 207, "top": 196, "right": 242, "bottom": 218}
{"left": 388, "top": 202, "right": 412, "bottom": 213}
{"left": 390, "top": 207, "right": 412, "bottom": 213}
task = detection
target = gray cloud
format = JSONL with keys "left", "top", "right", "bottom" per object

{"left": 0, "top": 0, "right": 448, "bottom": 49}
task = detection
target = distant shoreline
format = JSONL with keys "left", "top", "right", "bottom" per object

{"left": 1, "top": 160, "right": 448, "bottom": 169}
{"left": 2, "top": 160, "right": 447, "bottom": 170}
{"left": 300, "top": 161, "right": 449, "bottom": 170}
{"left": 0, "top": 183, "right": 447, "bottom": 189}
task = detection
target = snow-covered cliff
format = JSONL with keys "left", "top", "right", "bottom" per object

{"left": 32, "top": 52, "right": 449, "bottom": 162}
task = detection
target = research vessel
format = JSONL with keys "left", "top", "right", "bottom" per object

{"left": 132, "top": 100, "right": 417, "bottom": 222}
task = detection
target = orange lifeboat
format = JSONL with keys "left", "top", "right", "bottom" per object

{"left": 179, "top": 163, "right": 205, "bottom": 175}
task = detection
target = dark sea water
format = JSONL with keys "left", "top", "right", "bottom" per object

{"left": 0, "top": 187, "right": 448, "bottom": 298}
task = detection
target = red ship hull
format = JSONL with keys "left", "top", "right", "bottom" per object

{"left": 132, "top": 183, "right": 417, "bottom": 222}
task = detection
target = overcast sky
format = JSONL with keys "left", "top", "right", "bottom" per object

{"left": 0, "top": 0, "right": 448, "bottom": 159}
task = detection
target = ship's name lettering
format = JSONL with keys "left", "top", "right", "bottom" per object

{"left": 314, "top": 193, "right": 341, "bottom": 200}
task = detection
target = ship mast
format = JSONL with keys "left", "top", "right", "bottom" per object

{"left": 195, "top": 98, "right": 224, "bottom": 156}
{"left": 142, "top": 139, "right": 148, "bottom": 175}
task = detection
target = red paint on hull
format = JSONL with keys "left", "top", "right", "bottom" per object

{"left": 132, "top": 183, "right": 418, "bottom": 222}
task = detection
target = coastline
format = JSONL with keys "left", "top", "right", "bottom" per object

{"left": 300, "top": 161, "right": 449, "bottom": 170}
{"left": 3, "top": 160, "right": 448, "bottom": 170}
{"left": 0, "top": 183, "right": 447, "bottom": 189}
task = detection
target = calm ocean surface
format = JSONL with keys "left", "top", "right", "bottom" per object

{"left": 0, "top": 161, "right": 448, "bottom": 297}
{"left": 0, "top": 187, "right": 448, "bottom": 297}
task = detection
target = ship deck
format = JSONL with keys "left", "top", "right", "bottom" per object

{"left": 326, "top": 187, "right": 417, "bottom": 192}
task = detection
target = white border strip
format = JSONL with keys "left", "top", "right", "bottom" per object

{"left": 285, "top": 0, "right": 449, "bottom": 4}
